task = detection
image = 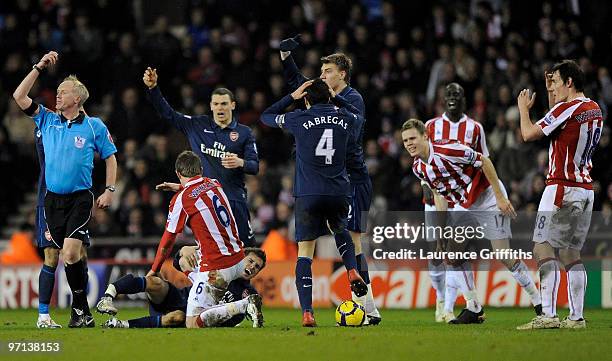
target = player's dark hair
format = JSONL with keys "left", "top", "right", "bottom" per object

{"left": 550, "top": 60, "right": 585, "bottom": 92}
{"left": 212, "top": 87, "right": 235, "bottom": 102}
{"left": 244, "top": 247, "right": 267, "bottom": 268}
{"left": 305, "top": 78, "right": 331, "bottom": 105}
{"left": 321, "top": 53, "right": 352, "bottom": 84}
{"left": 401, "top": 118, "right": 426, "bottom": 135}
{"left": 175, "top": 150, "right": 202, "bottom": 178}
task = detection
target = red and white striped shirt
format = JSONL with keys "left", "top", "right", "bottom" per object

{"left": 422, "top": 113, "right": 489, "bottom": 206}
{"left": 152, "top": 176, "right": 244, "bottom": 272}
{"left": 425, "top": 113, "right": 489, "bottom": 156}
{"left": 536, "top": 97, "right": 604, "bottom": 189}
{"left": 413, "top": 141, "right": 489, "bottom": 208}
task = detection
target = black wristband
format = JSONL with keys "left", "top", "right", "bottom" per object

{"left": 23, "top": 102, "right": 39, "bottom": 117}
{"left": 32, "top": 64, "right": 44, "bottom": 73}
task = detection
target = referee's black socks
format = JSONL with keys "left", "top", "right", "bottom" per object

{"left": 65, "top": 260, "right": 90, "bottom": 312}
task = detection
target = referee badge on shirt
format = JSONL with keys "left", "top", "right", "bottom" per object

{"left": 230, "top": 131, "right": 239, "bottom": 141}
{"left": 74, "top": 136, "right": 86, "bottom": 149}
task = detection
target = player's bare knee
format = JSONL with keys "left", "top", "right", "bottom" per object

{"left": 44, "top": 248, "right": 60, "bottom": 267}
{"left": 62, "top": 248, "right": 80, "bottom": 263}
{"left": 162, "top": 310, "right": 185, "bottom": 327}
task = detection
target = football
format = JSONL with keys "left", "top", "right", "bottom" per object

{"left": 335, "top": 300, "right": 366, "bottom": 327}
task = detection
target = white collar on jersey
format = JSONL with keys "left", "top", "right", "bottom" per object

{"left": 442, "top": 112, "right": 468, "bottom": 123}
{"left": 184, "top": 176, "right": 204, "bottom": 187}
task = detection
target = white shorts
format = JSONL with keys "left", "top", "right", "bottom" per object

{"left": 449, "top": 180, "right": 512, "bottom": 241}
{"left": 186, "top": 259, "right": 245, "bottom": 317}
{"left": 533, "top": 184, "right": 593, "bottom": 250}
{"left": 424, "top": 203, "right": 437, "bottom": 242}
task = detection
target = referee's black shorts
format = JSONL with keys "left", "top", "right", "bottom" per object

{"left": 44, "top": 189, "right": 93, "bottom": 248}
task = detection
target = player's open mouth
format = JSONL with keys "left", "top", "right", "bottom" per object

{"left": 447, "top": 101, "right": 456, "bottom": 108}
{"left": 245, "top": 268, "right": 252, "bottom": 276}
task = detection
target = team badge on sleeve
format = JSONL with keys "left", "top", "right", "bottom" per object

{"left": 230, "top": 131, "right": 239, "bottom": 141}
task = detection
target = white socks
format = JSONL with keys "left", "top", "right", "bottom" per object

{"left": 538, "top": 259, "right": 560, "bottom": 318}
{"left": 510, "top": 260, "right": 541, "bottom": 306}
{"left": 105, "top": 284, "right": 117, "bottom": 298}
{"left": 428, "top": 261, "right": 446, "bottom": 303}
{"left": 566, "top": 262, "right": 587, "bottom": 321}
{"left": 199, "top": 298, "right": 249, "bottom": 327}
{"left": 448, "top": 262, "right": 481, "bottom": 313}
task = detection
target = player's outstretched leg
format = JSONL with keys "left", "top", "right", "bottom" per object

{"left": 428, "top": 260, "right": 446, "bottom": 323}
{"left": 517, "top": 256, "right": 561, "bottom": 330}
{"left": 447, "top": 261, "right": 485, "bottom": 325}
{"left": 296, "top": 255, "right": 316, "bottom": 327}
{"left": 37, "top": 247, "right": 61, "bottom": 328}
{"left": 351, "top": 233, "right": 381, "bottom": 325}
{"left": 104, "top": 311, "right": 185, "bottom": 329}
{"left": 97, "top": 274, "right": 146, "bottom": 315}
{"left": 492, "top": 239, "right": 542, "bottom": 315}
{"left": 560, "top": 257, "right": 587, "bottom": 329}
{"left": 195, "top": 296, "right": 261, "bottom": 328}
{"left": 335, "top": 230, "right": 367, "bottom": 297}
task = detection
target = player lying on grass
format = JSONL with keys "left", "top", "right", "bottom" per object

{"left": 96, "top": 246, "right": 266, "bottom": 328}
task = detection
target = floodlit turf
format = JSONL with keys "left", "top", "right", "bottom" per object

{"left": 1, "top": 308, "right": 611, "bottom": 361}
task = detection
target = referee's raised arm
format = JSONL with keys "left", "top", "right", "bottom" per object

{"left": 13, "top": 51, "right": 58, "bottom": 116}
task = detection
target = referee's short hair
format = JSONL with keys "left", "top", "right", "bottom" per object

{"left": 63, "top": 75, "right": 89, "bottom": 107}
{"left": 175, "top": 151, "right": 202, "bottom": 178}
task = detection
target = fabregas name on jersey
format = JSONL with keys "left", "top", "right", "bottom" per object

{"left": 303, "top": 114, "right": 349, "bottom": 130}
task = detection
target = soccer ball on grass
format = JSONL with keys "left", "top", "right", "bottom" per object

{"left": 335, "top": 300, "right": 366, "bottom": 327}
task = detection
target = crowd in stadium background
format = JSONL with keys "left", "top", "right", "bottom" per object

{"left": 0, "top": 0, "right": 611, "bottom": 243}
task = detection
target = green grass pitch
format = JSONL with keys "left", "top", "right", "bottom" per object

{"left": 1, "top": 308, "right": 611, "bottom": 361}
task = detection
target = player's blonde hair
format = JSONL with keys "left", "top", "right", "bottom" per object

{"left": 62, "top": 75, "right": 90, "bottom": 107}
{"left": 401, "top": 118, "right": 426, "bottom": 135}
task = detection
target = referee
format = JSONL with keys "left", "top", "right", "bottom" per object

{"left": 13, "top": 51, "right": 118, "bottom": 328}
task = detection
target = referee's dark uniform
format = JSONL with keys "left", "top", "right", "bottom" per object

{"left": 32, "top": 104, "right": 116, "bottom": 322}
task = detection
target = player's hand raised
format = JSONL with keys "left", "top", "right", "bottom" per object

{"left": 37, "top": 51, "right": 58, "bottom": 69}
{"left": 544, "top": 70, "right": 554, "bottom": 92}
{"left": 143, "top": 67, "right": 158, "bottom": 89}
{"left": 279, "top": 34, "right": 302, "bottom": 52}
{"left": 496, "top": 196, "right": 517, "bottom": 219}
{"left": 517, "top": 89, "right": 536, "bottom": 111}
{"left": 291, "top": 79, "right": 314, "bottom": 100}
{"left": 155, "top": 181, "right": 181, "bottom": 192}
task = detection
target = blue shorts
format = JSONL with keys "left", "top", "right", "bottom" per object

{"left": 347, "top": 180, "right": 372, "bottom": 233}
{"left": 294, "top": 195, "right": 350, "bottom": 241}
{"left": 149, "top": 284, "right": 190, "bottom": 316}
{"left": 229, "top": 200, "right": 255, "bottom": 247}
{"left": 35, "top": 206, "right": 54, "bottom": 249}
